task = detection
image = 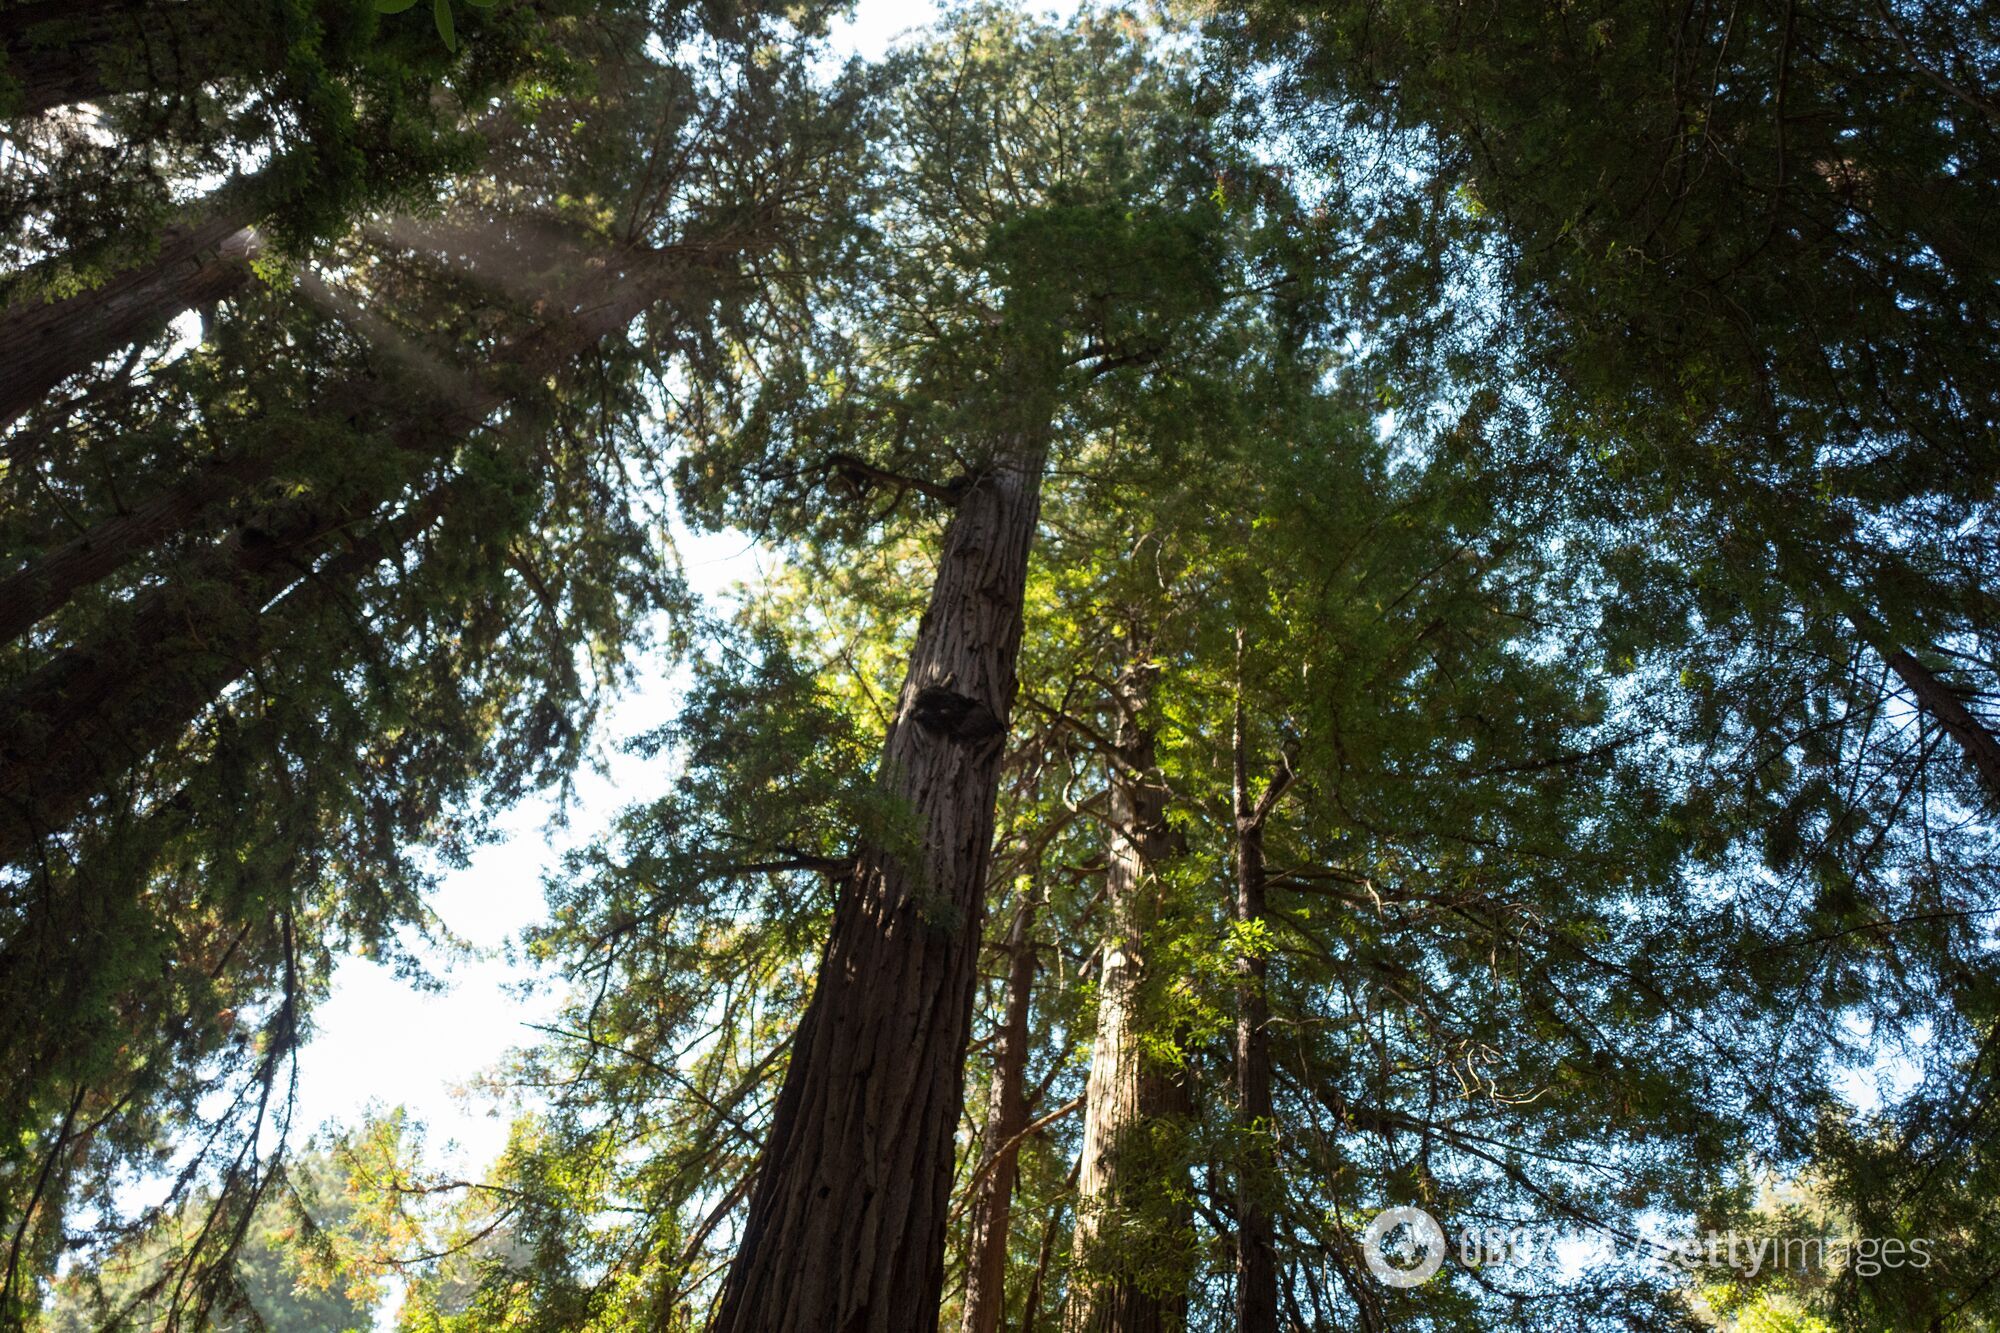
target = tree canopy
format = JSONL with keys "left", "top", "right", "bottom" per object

{"left": 2, "top": 0, "right": 1994, "bottom": 1329}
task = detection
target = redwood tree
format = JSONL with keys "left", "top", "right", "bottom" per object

{"left": 690, "top": 14, "right": 1232, "bottom": 1326}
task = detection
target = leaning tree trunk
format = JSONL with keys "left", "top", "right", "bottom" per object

{"left": 708, "top": 405, "right": 1054, "bottom": 1333}
{"left": 0, "top": 241, "right": 719, "bottom": 864}
{"left": 1836, "top": 601, "right": 2000, "bottom": 806}
{"left": 1063, "top": 667, "right": 1189, "bottom": 1333}
{"left": 0, "top": 476, "right": 459, "bottom": 868}
{"left": 0, "top": 234, "right": 713, "bottom": 654}
{"left": 1230, "top": 698, "right": 1287, "bottom": 1333}
{"left": 1877, "top": 642, "right": 2000, "bottom": 805}
{"left": 1, "top": 0, "right": 275, "bottom": 116}
{"left": 0, "top": 214, "right": 258, "bottom": 431}
{"left": 0, "top": 486, "right": 448, "bottom": 1141}
{"left": 960, "top": 885, "right": 1041, "bottom": 1333}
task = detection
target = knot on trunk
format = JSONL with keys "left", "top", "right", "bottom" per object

{"left": 908, "top": 685, "right": 1004, "bottom": 743}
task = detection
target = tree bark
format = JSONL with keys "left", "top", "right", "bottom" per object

{"left": 1063, "top": 666, "right": 1188, "bottom": 1333}
{"left": 1840, "top": 604, "right": 2000, "bottom": 806}
{"left": 0, "top": 241, "right": 713, "bottom": 864}
{"left": 0, "top": 215, "right": 258, "bottom": 431}
{"left": 1880, "top": 645, "right": 2000, "bottom": 806}
{"left": 960, "top": 887, "right": 1041, "bottom": 1333}
{"left": 1230, "top": 698, "right": 1286, "bottom": 1333}
{"left": 708, "top": 405, "right": 1054, "bottom": 1333}
{"left": 0, "top": 217, "right": 258, "bottom": 426}
{"left": 1, "top": 0, "right": 271, "bottom": 116}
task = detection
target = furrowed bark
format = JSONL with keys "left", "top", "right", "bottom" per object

{"left": 1230, "top": 697, "right": 1285, "bottom": 1333}
{"left": 960, "top": 887, "right": 1041, "bottom": 1333}
{"left": 0, "top": 215, "right": 258, "bottom": 431}
{"left": 1063, "top": 666, "right": 1188, "bottom": 1333}
{"left": 709, "top": 406, "right": 1054, "bottom": 1333}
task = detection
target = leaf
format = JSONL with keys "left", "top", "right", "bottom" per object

{"left": 373, "top": 0, "right": 419, "bottom": 11}
{"left": 432, "top": 0, "right": 456, "bottom": 49}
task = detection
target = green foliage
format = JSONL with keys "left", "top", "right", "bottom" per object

{"left": 0, "top": 0, "right": 859, "bottom": 1319}
{"left": 1212, "top": 0, "right": 2000, "bottom": 1322}
{"left": 38, "top": 1138, "right": 387, "bottom": 1330}
{"left": 7, "top": 0, "right": 1996, "bottom": 1329}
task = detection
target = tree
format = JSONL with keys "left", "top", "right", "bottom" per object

{"left": 959, "top": 877, "right": 1043, "bottom": 1333}
{"left": 0, "top": 2, "right": 860, "bottom": 1317}
{"left": 1212, "top": 0, "right": 2000, "bottom": 788}
{"left": 1062, "top": 652, "right": 1193, "bottom": 1333}
{"left": 39, "top": 1135, "right": 390, "bottom": 1330}
{"left": 680, "top": 12, "right": 1236, "bottom": 1328}
{"left": 1211, "top": 5, "right": 2000, "bottom": 1321}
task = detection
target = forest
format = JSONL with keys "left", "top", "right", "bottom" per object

{"left": 1, "top": 0, "right": 1996, "bottom": 1327}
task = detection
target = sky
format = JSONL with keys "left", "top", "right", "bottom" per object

{"left": 290, "top": 523, "right": 770, "bottom": 1173}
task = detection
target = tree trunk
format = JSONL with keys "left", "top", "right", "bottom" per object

{"left": 0, "top": 477, "right": 459, "bottom": 868}
{"left": 1230, "top": 700, "right": 1283, "bottom": 1333}
{"left": 0, "top": 215, "right": 258, "bottom": 431}
{"left": 0, "top": 242, "right": 711, "bottom": 864}
{"left": 1064, "top": 668, "right": 1188, "bottom": 1333}
{"left": 1, "top": 0, "right": 268, "bottom": 116}
{"left": 709, "top": 408, "right": 1054, "bottom": 1333}
{"left": 961, "top": 887, "right": 1041, "bottom": 1333}
{"left": 1880, "top": 645, "right": 2000, "bottom": 806}
{"left": 1838, "top": 603, "right": 2000, "bottom": 806}
{"left": 0, "top": 485, "right": 451, "bottom": 1142}
{"left": 0, "top": 443, "right": 275, "bottom": 647}
{"left": 0, "top": 236, "right": 704, "bottom": 652}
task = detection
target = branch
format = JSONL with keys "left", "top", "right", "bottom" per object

{"left": 820, "top": 451, "right": 966, "bottom": 507}
{"left": 1019, "top": 692, "right": 1150, "bottom": 782}
{"left": 948, "top": 1095, "right": 1085, "bottom": 1223}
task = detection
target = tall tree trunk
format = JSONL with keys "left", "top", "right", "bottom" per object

{"left": 709, "top": 407, "right": 1054, "bottom": 1333}
{"left": 1063, "top": 666, "right": 1188, "bottom": 1333}
{"left": 961, "top": 886, "right": 1041, "bottom": 1333}
{"left": 0, "top": 476, "right": 458, "bottom": 867}
{"left": 0, "top": 443, "right": 276, "bottom": 647}
{"left": 1230, "top": 696, "right": 1288, "bottom": 1333}
{"left": 0, "top": 486, "right": 449, "bottom": 1141}
{"left": 1, "top": 0, "right": 271, "bottom": 116}
{"left": 0, "top": 215, "right": 258, "bottom": 430}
